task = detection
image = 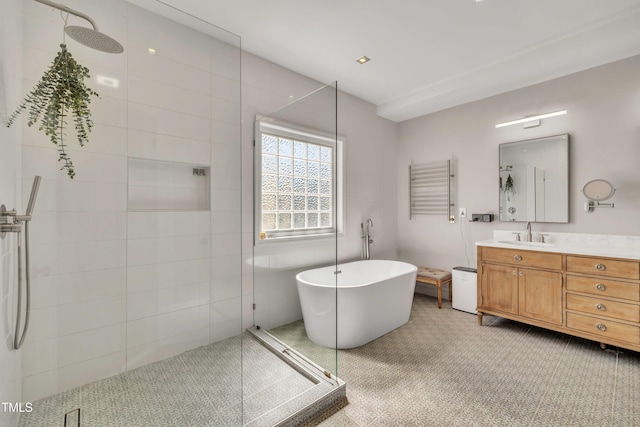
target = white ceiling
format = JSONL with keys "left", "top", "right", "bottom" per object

{"left": 146, "top": 0, "right": 640, "bottom": 122}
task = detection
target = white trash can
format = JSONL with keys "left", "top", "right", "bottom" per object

{"left": 452, "top": 267, "right": 477, "bottom": 314}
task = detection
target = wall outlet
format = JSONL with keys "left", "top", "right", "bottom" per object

{"left": 459, "top": 207, "right": 466, "bottom": 218}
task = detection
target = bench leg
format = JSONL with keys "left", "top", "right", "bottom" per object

{"left": 437, "top": 284, "right": 442, "bottom": 309}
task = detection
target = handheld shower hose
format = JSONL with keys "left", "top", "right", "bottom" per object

{"left": 12, "top": 176, "right": 41, "bottom": 350}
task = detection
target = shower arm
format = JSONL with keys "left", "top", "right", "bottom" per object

{"left": 34, "top": 0, "right": 99, "bottom": 31}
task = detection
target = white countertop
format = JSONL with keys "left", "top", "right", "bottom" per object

{"left": 477, "top": 231, "right": 640, "bottom": 261}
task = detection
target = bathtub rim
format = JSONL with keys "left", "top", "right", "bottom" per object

{"left": 295, "top": 259, "right": 417, "bottom": 289}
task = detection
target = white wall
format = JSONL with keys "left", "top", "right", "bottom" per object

{"left": 0, "top": 1, "right": 23, "bottom": 424}
{"left": 397, "top": 55, "right": 640, "bottom": 282}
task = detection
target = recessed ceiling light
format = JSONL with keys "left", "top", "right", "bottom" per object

{"left": 148, "top": 48, "right": 156, "bottom": 55}
{"left": 472, "top": 0, "right": 484, "bottom": 3}
{"left": 356, "top": 56, "right": 371, "bottom": 65}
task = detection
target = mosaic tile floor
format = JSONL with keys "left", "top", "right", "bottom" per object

{"left": 17, "top": 332, "right": 341, "bottom": 427}
{"left": 270, "top": 293, "right": 640, "bottom": 427}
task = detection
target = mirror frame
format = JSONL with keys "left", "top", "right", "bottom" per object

{"left": 499, "top": 134, "right": 569, "bottom": 223}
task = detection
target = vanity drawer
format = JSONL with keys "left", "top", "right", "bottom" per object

{"left": 566, "top": 256, "right": 639, "bottom": 280}
{"left": 566, "top": 312, "right": 640, "bottom": 345}
{"left": 566, "top": 275, "right": 640, "bottom": 301}
{"left": 566, "top": 293, "right": 640, "bottom": 323}
{"left": 481, "top": 247, "right": 562, "bottom": 270}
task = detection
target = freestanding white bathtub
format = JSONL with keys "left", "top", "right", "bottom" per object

{"left": 296, "top": 260, "right": 418, "bottom": 349}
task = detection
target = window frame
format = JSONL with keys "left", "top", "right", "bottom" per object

{"left": 254, "top": 119, "right": 344, "bottom": 244}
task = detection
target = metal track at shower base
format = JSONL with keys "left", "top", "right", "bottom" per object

{"left": 246, "top": 326, "right": 346, "bottom": 426}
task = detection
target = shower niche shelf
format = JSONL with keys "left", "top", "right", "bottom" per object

{"left": 128, "top": 157, "right": 210, "bottom": 211}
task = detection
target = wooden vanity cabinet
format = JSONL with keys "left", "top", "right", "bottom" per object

{"left": 565, "top": 255, "right": 640, "bottom": 348}
{"left": 478, "top": 247, "right": 563, "bottom": 327}
{"left": 478, "top": 246, "right": 640, "bottom": 353}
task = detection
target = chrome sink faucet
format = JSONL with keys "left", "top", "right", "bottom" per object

{"left": 525, "top": 221, "right": 532, "bottom": 242}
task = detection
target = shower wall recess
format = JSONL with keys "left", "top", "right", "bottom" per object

{"left": 128, "top": 158, "right": 211, "bottom": 211}
{"left": 17, "top": 0, "right": 242, "bottom": 402}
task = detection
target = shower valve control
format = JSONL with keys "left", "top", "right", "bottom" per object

{"left": 1, "top": 207, "right": 23, "bottom": 234}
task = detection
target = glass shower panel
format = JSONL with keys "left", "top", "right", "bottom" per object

{"left": 251, "top": 82, "right": 338, "bottom": 422}
{"left": 15, "top": 0, "right": 242, "bottom": 424}
{"left": 124, "top": 2, "right": 243, "bottom": 425}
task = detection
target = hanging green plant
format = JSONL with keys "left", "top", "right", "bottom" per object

{"left": 503, "top": 174, "right": 514, "bottom": 192}
{"left": 5, "top": 44, "right": 99, "bottom": 178}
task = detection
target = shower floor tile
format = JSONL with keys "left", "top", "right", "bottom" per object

{"left": 18, "top": 331, "right": 344, "bottom": 427}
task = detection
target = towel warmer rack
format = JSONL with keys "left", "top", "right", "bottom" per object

{"left": 409, "top": 160, "right": 454, "bottom": 221}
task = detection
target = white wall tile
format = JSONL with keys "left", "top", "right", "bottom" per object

{"left": 126, "top": 326, "right": 209, "bottom": 371}
{"left": 211, "top": 276, "right": 241, "bottom": 303}
{"left": 129, "top": 74, "right": 211, "bottom": 117}
{"left": 211, "top": 254, "right": 242, "bottom": 280}
{"left": 26, "top": 296, "right": 126, "bottom": 343}
{"left": 31, "top": 267, "right": 126, "bottom": 310}
{"left": 211, "top": 233, "right": 241, "bottom": 257}
{"left": 57, "top": 351, "right": 126, "bottom": 394}
{"left": 127, "top": 259, "right": 210, "bottom": 294}
{"left": 128, "top": 45, "right": 212, "bottom": 94}
{"left": 57, "top": 240, "right": 126, "bottom": 274}
{"left": 127, "top": 282, "right": 210, "bottom": 321}
{"left": 211, "top": 318, "right": 243, "bottom": 343}
{"left": 128, "top": 129, "right": 211, "bottom": 164}
{"left": 22, "top": 324, "right": 125, "bottom": 377}
{"left": 56, "top": 211, "right": 126, "bottom": 242}
{"left": 56, "top": 181, "right": 127, "bottom": 212}
{"left": 128, "top": 103, "right": 211, "bottom": 141}
{"left": 211, "top": 296, "right": 241, "bottom": 325}
{"left": 126, "top": 5, "right": 213, "bottom": 72}
{"left": 127, "top": 235, "right": 210, "bottom": 266}
{"left": 126, "top": 305, "right": 209, "bottom": 348}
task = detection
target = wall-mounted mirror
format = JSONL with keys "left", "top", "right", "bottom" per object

{"left": 583, "top": 179, "right": 615, "bottom": 201}
{"left": 499, "top": 134, "right": 569, "bottom": 223}
{"left": 582, "top": 179, "right": 615, "bottom": 212}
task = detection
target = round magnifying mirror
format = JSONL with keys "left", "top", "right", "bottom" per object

{"left": 583, "top": 179, "right": 615, "bottom": 201}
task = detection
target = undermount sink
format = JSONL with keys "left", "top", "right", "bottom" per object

{"left": 497, "top": 240, "right": 554, "bottom": 248}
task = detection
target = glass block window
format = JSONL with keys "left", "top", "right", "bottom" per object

{"left": 257, "top": 123, "right": 340, "bottom": 240}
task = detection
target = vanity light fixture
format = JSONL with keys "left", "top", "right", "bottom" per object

{"left": 495, "top": 109, "right": 567, "bottom": 128}
{"left": 356, "top": 55, "right": 371, "bottom": 65}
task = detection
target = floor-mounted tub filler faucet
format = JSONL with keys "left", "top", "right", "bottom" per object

{"left": 361, "top": 219, "right": 374, "bottom": 260}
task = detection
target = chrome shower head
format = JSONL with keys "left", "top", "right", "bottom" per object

{"left": 64, "top": 26, "right": 124, "bottom": 54}
{"left": 35, "top": 0, "right": 124, "bottom": 54}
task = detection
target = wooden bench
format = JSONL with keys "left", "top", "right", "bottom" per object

{"left": 416, "top": 267, "right": 452, "bottom": 309}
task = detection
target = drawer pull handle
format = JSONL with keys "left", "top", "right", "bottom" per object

{"left": 595, "top": 263, "right": 606, "bottom": 271}
{"left": 596, "top": 323, "right": 607, "bottom": 332}
{"left": 514, "top": 255, "right": 522, "bottom": 261}
{"left": 595, "top": 283, "right": 606, "bottom": 291}
{"left": 596, "top": 303, "right": 606, "bottom": 311}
